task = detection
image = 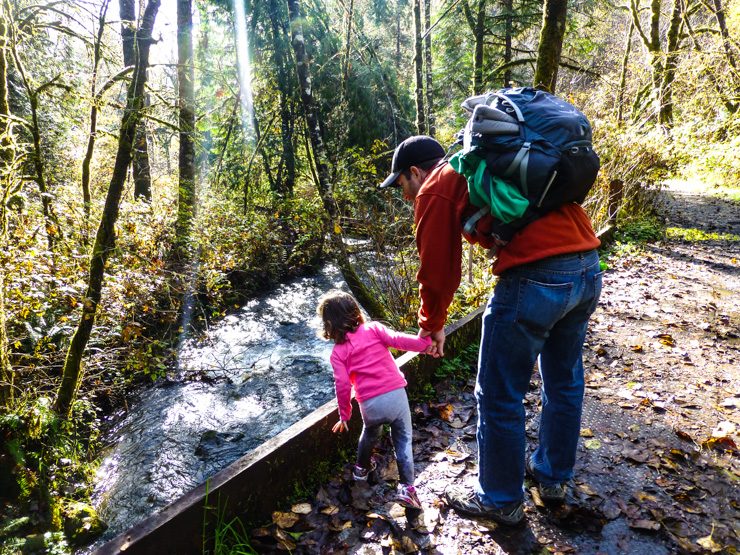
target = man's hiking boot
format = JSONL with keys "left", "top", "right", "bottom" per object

{"left": 444, "top": 485, "right": 524, "bottom": 526}
{"left": 352, "top": 458, "right": 377, "bottom": 481}
{"left": 396, "top": 484, "right": 422, "bottom": 509}
{"left": 526, "top": 456, "right": 566, "bottom": 503}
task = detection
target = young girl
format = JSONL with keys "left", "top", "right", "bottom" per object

{"left": 317, "top": 289, "right": 433, "bottom": 509}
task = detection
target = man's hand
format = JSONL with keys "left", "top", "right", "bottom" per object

{"left": 332, "top": 420, "right": 349, "bottom": 433}
{"left": 420, "top": 328, "right": 446, "bottom": 358}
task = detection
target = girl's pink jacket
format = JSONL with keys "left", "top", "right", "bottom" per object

{"left": 330, "top": 322, "right": 432, "bottom": 421}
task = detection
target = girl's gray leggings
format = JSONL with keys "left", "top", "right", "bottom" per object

{"left": 357, "top": 387, "right": 414, "bottom": 485}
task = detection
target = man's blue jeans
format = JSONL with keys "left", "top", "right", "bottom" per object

{"left": 475, "top": 250, "right": 603, "bottom": 508}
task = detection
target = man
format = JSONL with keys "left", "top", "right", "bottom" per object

{"left": 379, "top": 135, "right": 602, "bottom": 525}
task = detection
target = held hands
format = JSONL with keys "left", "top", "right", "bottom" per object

{"left": 420, "top": 328, "right": 446, "bottom": 358}
{"left": 332, "top": 420, "right": 349, "bottom": 433}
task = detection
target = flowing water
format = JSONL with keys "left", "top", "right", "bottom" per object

{"left": 90, "top": 264, "right": 346, "bottom": 545}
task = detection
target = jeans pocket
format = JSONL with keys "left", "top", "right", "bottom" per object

{"left": 516, "top": 278, "right": 572, "bottom": 333}
{"left": 587, "top": 271, "right": 604, "bottom": 314}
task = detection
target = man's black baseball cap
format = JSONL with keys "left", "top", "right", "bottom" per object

{"left": 379, "top": 135, "right": 445, "bottom": 188}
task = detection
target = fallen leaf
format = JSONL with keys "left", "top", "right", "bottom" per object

{"left": 577, "top": 483, "right": 598, "bottom": 496}
{"left": 696, "top": 531, "right": 723, "bottom": 552}
{"left": 674, "top": 429, "right": 694, "bottom": 443}
{"left": 630, "top": 344, "right": 644, "bottom": 352}
{"left": 656, "top": 333, "right": 676, "bottom": 347}
{"left": 601, "top": 500, "right": 621, "bottom": 520}
{"left": 438, "top": 403, "right": 454, "bottom": 422}
{"left": 580, "top": 428, "right": 594, "bottom": 438}
{"left": 530, "top": 486, "right": 546, "bottom": 508}
{"left": 272, "top": 511, "right": 299, "bottom": 529}
{"left": 634, "top": 491, "right": 658, "bottom": 503}
{"left": 702, "top": 436, "right": 738, "bottom": 452}
{"left": 628, "top": 518, "right": 661, "bottom": 531}
{"left": 291, "top": 502, "right": 312, "bottom": 514}
{"left": 624, "top": 448, "right": 650, "bottom": 464}
{"left": 584, "top": 439, "right": 602, "bottom": 450}
{"left": 448, "top": 417, "right": 466, "bottom": 428}
{"left": 400, "top": 535, "right": 420, "bottom": 553}
{"left": 320, "top": 505, "right": 339, "bottom": 515}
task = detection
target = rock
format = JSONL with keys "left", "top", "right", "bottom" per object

{"left": 62, "top": 501, "right": 107, "bottom": 546}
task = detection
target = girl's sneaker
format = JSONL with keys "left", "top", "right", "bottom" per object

{"left": 396, "top": 484, "right": 422, "bottom": 509}
{"left": 352, "top": 459, "right": 377, "bottom": 481}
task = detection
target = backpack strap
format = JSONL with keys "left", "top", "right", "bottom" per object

{"left": 494, "top": 92, "right": 524, "bottom": 122}
{"left": 463, "top": 206, "right": 489, "bottom": 236}
{"left": 503, "top": 142, "right": 531, "bottom": 195}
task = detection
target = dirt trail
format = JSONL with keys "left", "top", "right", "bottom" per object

{"left": 256, "top": 182, "right": 739, "bottom": 554}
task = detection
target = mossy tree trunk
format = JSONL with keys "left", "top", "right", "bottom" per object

{"left": 711, "top": 0, "right": 737, "bottom": 78}
{"left": 81, "top": 0, "right": 111, "bottom": 226}
{"left": 413, "top": 0, "right": 426, "bottom": 134}
{"left": 0, "top": 9, "right": 12, "bottom": 408}
{"left": 630, "top": 0, "right": 685, "bottom": 126}
{"left": 462, "top": 0, "right": 486, "bottom": 95}
{"left": 533, "top": 0, "right": 567, "bottom": 92}
{"left": 267, "top": 0, "right": 296, "bottom": 197}
{"left": 617, "top": 19, "right": 634, "bottom": 122}
{"left": 503, "top": 0, "right": 513, "bottom": 87}
{"left": 175, "top": 0, "right": 196, "bottom": 257}
{"left": 287, "top": 0, "right": 388, "bottom": 321}
{"left": 659, "top": 0, "right": 683, "bottom": 126}
{"left": 6, "top": 10, "right": 60, "bottom": 252}
{"left": 120, "top": 0, "right": 153, "bottom": 201}
{"left": 54, "top": 0, "right": 160, "bottom": 419}
{"left": 423, "top": 0, "right": 434, "bottom": 136}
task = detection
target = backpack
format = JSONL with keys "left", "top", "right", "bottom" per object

{"left": 449, "top": 87, "right": 600, "bottom": 245}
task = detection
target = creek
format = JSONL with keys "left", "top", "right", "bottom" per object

{"left": 89, "top": 264, "right": 346, "bottom": 545}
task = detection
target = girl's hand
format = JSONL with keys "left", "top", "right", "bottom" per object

{"left": 332, "top": 420, "right": 349, "bottom": 433}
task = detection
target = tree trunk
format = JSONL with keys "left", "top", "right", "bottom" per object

{"left": 711, "top": 0, "right": 737, "bottom": 73}
{"left": 423, "top": 0, "right": 434, "bottom": 136}
{"left": 659, "top": 0, "right": 683, "bottom": 126}
{"left": 7, "top": 26, "right": 58, "bottom": 251}
{"left": 617, "top": 19, "right": 634, "bottom": 122}
{"left": 120, "top": 0, "right": 152, "bottom": 201}
{"left": 683, "top": 10, "right": 737, "bottom": 113}
{"left": 81, "top": 0, "right": 110, "bottom": 227}
{"left": 175, "top": 0, "right": 196, "bottom": 257}
{"left": 413, "top": 0, "right": 426, "bottom": 134}
{"left": 648, "top": 0, "right": 664, "bottom": 120}
{"left": 268, "top": 0, "right": 295, "bottom": 197}
{"left": 54, "top": 0, "right": 160, "bottom": 419}
{"left": 132, "top": 107, "right": 152, "bottom": 199}
{"left": 396, "top": 0, "right": 402, "bottom": 70}
{"left": 463, "top": 0, "right": 486, "bottom": 94}
{"left": 0, "top": 9, "right": 12, "bottom": 408}
{"left": 342, "top": 0, "right": 354, "bottom": 96}
{"left": 503, "top": 0, "right": 513, "bottom": 87}
{"left": 533, "top": 0, "right": 568, "bottom": 92}
{"left": 287, "top": 0, "right": 388, "bottom": 321}
{"left": 630, "top": 0, "right": 663, "bottom": 122}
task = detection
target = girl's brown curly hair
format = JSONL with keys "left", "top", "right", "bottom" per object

{"left": 316, "top": 290, "right": 364, "bottom": 344}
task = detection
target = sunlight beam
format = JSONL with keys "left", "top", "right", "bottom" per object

{"left": 233, "top": 0, "right": 255, "bottom": 142}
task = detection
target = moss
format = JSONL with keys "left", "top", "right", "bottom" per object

{"left": 61, "top": 501, "right": 107, "bottom": 547}
{"left": 665, "top": 227, "right": 740, "bottom": 242}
